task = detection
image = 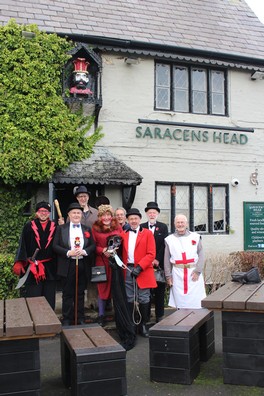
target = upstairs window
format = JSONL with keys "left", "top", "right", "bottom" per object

{"left": 155, "top": 63, "right": 227, "bottom": 115}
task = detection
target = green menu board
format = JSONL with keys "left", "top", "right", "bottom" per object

{"left": 244, "top": 202, "right": 264, "bottom": 251}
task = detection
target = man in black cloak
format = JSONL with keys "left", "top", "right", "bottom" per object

{"left": 13, "top": 201, "right": 57, "bottom": 309}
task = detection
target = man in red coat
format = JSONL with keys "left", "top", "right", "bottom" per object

{"left": 122, "top": 208, "right": 157, "bottom": 337}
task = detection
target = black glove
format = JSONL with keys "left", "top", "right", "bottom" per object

{"left": 131, "top": 265, "right": 142, "bottom": 278}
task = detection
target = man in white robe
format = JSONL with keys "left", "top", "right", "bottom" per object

{"left": 164, "top": 214, "right": 206, "bottom": 309}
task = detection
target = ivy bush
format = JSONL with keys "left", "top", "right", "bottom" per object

{"left": 0, "top": 20, "right": 103, "bottom": 297}
{"left": 0, "top": 19, "right": 102, "bottom": 186}
{"left": 0, "top": 185, "right": 30, "bottom": 297}
{"left": 0, "top": 254, "right": 19, "bottom": 299}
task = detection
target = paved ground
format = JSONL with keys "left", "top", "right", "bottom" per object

{"left": 39, "top": 294, "right": 264, "bottom": 396}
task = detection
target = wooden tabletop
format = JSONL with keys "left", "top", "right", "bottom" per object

{"left": 0, "top": 296, "right": 62, "bottom": 340}
{"left": 201, "top": 281, "right": 264, "bottom": 312}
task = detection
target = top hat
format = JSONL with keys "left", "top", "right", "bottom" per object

{"left": 144, "top": 201, "right": 160, "bottom": 213}
{"left": 67, "top": 202, "right": 84, "bottom": 213}
{"left": 126, "top": 208, "right": 142, "bottom": 218}
{"left": 36, "top": 201, "right": 51, "bottom": 212}
{"left": 74, "top": 186, "right": 91, "bottom": 197}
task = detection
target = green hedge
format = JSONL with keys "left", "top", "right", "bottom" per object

{"left": 0, "top": 253, "right": 19, "bottom": 299}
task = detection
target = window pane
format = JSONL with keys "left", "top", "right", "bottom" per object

{"left": 212, "top": 93, "right": 225, "bottom": 115}
{"left": 173, "top": 67, "right": 189, "bottom": 112}
{"left": 193, "top": 91, "right": 207, "bottom": 113}
{"left": 156, "top": 184, "right": 171, "bottom": 230}
{"left": 175, "top": 185, "right": 189, "bottom": 220}
{"left": 211, "top": 70, "right": 225, "bottom": 115}
{"left": 194, "top": 186, "right": 208, "bottom": 232}
{"left": 156, "top": 88, "right": 170, "bottom": 109}
{"left": 156, "top": 63, "right": 170, "bottom": 109}
{"left": 213, "top": 186, "right": 226, "bottom": 232}
{"left": 192, "top": 68, "right": 207, "bottom": 114}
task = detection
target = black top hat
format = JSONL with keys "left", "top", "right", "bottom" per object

{"left": 36, "top": 201, "right": 51, "bottom": 212}
{"left": 74, "top": 186, "right": 91, "bottom": 197}
{"left": 126, "top": 208, "right": 142, "bottom": 218}
{"left": 67, "top": 202, "right": 84, "bottom": 213}
{"left": 144, "top": 201, "right": 160, "bottom": 213}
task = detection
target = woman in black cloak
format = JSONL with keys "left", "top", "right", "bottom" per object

{"left": 107, "top": 235, "right": 136, "bottom": 351}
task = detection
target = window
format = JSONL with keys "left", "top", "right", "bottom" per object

{"left": 155, "top": 62, "right": 227, "bottom": 115}
{"left": 156, "top": 183, "right": 229, "bottom": 234}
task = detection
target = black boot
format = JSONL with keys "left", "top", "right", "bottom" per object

{"left": 139, "top": 303, "right": 149, "bottom": 338}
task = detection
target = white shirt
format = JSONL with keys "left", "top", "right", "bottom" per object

{"left": 148, "top": 222, "right": 156, "bottom": 234}
{"left": 127, "top": 226, "right": 139, "bottom": 263}
{"left": 69, "top": 222, "right": 84, "bottom": 258}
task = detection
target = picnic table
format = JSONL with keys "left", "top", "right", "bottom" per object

{"left": 0, "top": 296, "right": 62, "bottom": 396}
{"left": 202, "top": 280, "right": 264, "bottom": 387}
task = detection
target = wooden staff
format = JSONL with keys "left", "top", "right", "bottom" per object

{"left": 75, "top": 256, "right": 79, "bottom": 326}
{"left": 54, "top": 199, "right": 63, "bottom": 219}
{"left": 74, "top": 237, "right": 81, "bottom": 326}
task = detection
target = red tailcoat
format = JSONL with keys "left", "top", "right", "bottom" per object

{"left": 122, "top": 227, "right": 157, "bottom": 289}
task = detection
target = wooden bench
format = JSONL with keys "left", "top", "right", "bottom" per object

{"left": 61, "top": 324, "right": 127, "bottom": 396}
{"left": 149, "top": 308, "right": 215, "bottom": 385}
{"left": 202, "top": 281, "right": 264, "bottom": 387}
{"left": 0, "top": 296, "right": 61, "bottom": 396}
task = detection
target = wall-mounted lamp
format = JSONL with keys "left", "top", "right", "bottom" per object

{"left": 251, "top": 71, "right": 264, "bottom": 80}
{"left": 124, "top": 57, "right": 140, "bottom": 65}
{"left": 22, "top": 31, "right": 36, "bottom": 39}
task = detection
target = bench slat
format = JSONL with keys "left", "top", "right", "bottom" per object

{"left": 245, "top": 283, "right": 264, "bottom": 310}
{"left": 0, "top": 300, "right": 3, "bottom": 337}
{"left": 84, "top": 326, "right": 118, "bottom": 347}
{"left": 63, "top": 328, "right": 95, "bottom": 350}
{"left": 223, "top": 283, "right": 262, "bottom": 310}
{"left": 150, "top": 309, "right": 212, "bottom": 337}
{"left": 5, "top": 298, "right": 33, "bottom": 337}
{"left": 26, "top": 296, "right": 61, "bottom": 335}
{"left": 155, "top": 309, "right": 188, "bottom": 326}
{"left": 201, "top": 282, "right": 242, "bottom": 309}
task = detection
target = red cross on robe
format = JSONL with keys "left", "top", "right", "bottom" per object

{"left": 175, "top": 252, "right": 195, "bottom": 294}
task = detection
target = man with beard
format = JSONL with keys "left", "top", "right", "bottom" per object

{"left": 13, "top": 201, "right": 57, "bottom": 309}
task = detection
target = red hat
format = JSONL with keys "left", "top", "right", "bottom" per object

{"left": 72, "top": 58, "right": 90, "bottom": 73}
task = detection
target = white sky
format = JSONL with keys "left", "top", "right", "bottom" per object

{"left": 245, "top": 0, "right": 264, "bottom": 24}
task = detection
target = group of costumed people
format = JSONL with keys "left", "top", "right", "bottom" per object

{"left": 13, "top": 196, "right": 206, "bottom": 352}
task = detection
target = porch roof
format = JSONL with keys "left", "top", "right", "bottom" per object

{"left": 52, "top": 146, "right": 142, "bottom": 186}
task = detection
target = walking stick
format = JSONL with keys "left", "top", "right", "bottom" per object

{"left": 74, "top": 237, "right": 80, "bottom": 326}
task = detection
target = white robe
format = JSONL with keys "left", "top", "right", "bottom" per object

{"left": 165, "top": 232, "right": 206, "bottom": 309}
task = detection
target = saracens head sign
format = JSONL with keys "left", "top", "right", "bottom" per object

{"left": 136, "top": 125, "right": 249, "bottom": 145}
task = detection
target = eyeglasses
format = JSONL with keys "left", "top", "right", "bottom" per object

{"left": 37, "top": 210, "right": 50, "bottom": 214}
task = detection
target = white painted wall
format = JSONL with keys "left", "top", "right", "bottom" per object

{"left": 96, "top": 54, "right": 264, "bottom": 260}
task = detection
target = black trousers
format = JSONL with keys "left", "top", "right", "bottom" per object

{"left": 61, "top": 259, "right": 86, "bottom": 323}
{"left": 151, "top": 282, "right": 166, "bottom": 319}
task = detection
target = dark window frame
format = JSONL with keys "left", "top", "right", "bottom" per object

{"left": 155, "top": 182, "right": 230, "bottom": 235}
{"left": 155, "top": 62, "right": 228, "bottom": 116}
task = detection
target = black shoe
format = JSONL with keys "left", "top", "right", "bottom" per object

{"left": 139, "top": 323, "right": 149, "bottom": 338}
{"left": 97, "top": 315, "right": 105, "bottom": 326}
{"left": 156, "top": 316, "right": 164, "bottom": 323}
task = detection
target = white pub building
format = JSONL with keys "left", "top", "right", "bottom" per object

{"left": 1, "top": 0, "right": 264, "bottom": 271}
